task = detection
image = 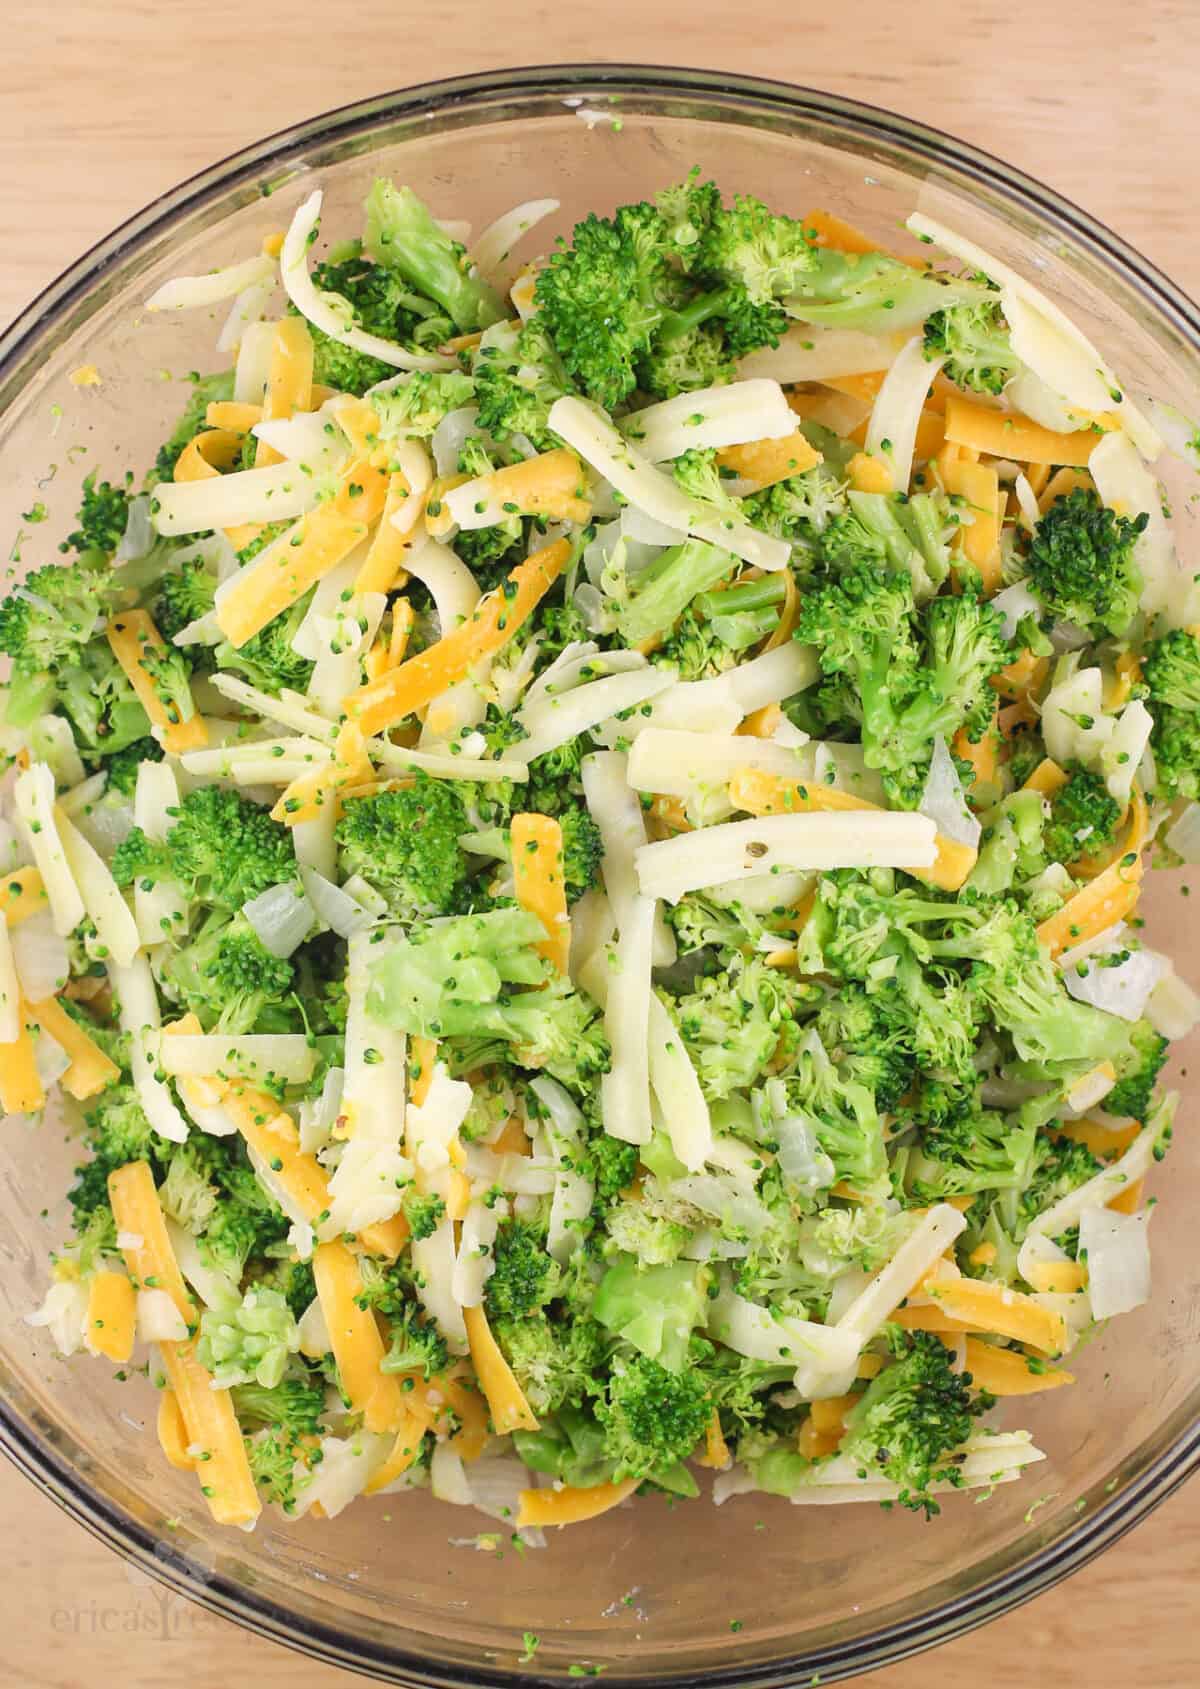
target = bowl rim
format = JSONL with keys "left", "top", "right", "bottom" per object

{"left": 2, "top": 61, "right": 1198, "bottom": 1688}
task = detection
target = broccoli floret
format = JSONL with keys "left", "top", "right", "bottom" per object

{"left": 155, "top": 557, "right": 217, "bottom": 643}
{"left": 659, "top": 607, "right": 744, "bottom": 679}
{"left": 743, "top": 463, "right": 848, "bottom": 551}
{"left": 910, "top": 1103, "right": 1041, "bottom": 1201}
{"left": 159, "top": 911, "right": 296, "bottom": 1034}
{"left": 233, "top": 1374, "right": 325, "bottom": 1436}
{"left": 373, "top": 371, "right": 477, "bottom": 439}
{"left": 668, "top": 893, "right": 766, "bottom": 960}
{"left": 557, "top": 806, "right": 603, "bottom": 899}
{"left": 586, "top": 1130, "right": 639, "bottom": 1203}
{"left": 796, "top": 566, "right": 1010, "bottom": 806}
{"left": 485, "top": 1219, "right": 560, "bottom": 1319}
{"left": 0, "top": 553, "right": 129, "bottom": 680}
{"left": 787, "top": 247, "right": 986, "bottom": 334}
{"left": 100, "top": 736, "right": 163, "bottom": 796}
{"left": 213, "top": 593, "right": 315, "bottom": 696}
{"left": 159, "top": 1143, "right": 221, "bottom": 1232}
{"left": 778, "top": 1032, "right": 890, "bottom": 1200}
{"left": 815, "top": 986, "right": 916, "bottom": 1113}
{"left": 69, "top": 1085, "right": 158, "bottom": 1225}
{"left": 923, "top": 295, "right": 1020, "bottom": 396}
{"left": 379, "top": 1301, "right": 450, "bottom": 1380}
{"left": 694, "top": 192, "right": 819, "bottom": 305}
{"left": 672, "top": 956, "right": 815, "bottom": 1100}
{"left": 253, "top": 1257, "right": 316, "bottom": 1323}
{"left": 597, "top": 1352, "right": 711, "bottom": 1481}
{"left": 402, "top": 1188, "right": 446, "bottom": 1242}
{"left": 112, "top": 785, "right": 295, "bottom": 915}
{"left": 64, "top": 473, "right": 132, "bottom": 556}
{"left": 820, "top": 489, "right": 954, "bottom": 601}
{"left": 200, "top": 1199, "right": 285, "bottom": 1285}
{"left": 364, "top": 180, "right": 505, "bottom": 333}
{"left": 613, "top": 536, "right": 738, "bottom": 648}
{"left": 1017, "top": 1138, "right": 1103, "bottom": 1237}
{"left": 474, "top": 318, "right": 573, "bottom": 449}
{"left": 1026, "top": 488, "right": 1147, "bottom": 636}
{"left": 535, "top": 192, "right": 782, "bottom": 411}
{"left": 1044, "top": 765, "right": 1122, "bottom": 865}
{"left": 368, "top": 906, "right": 609, "bottom": 1090}
{"left": 494, "top": 1313, "right": 608, "bottom": 1417}
{"left": 638, "top": 322, "right": 734, "bottom": 399}
{"left": 1105, "top": 1019, "right": 1168, "bottom": 1120}
{"left": 197, "top": 1284, "right": 300, "bottom": 1389}
{"left": 335, "top": 778, "right": 472, "bottom": 919}
{"left": 839, "top": 1330, "right": 976, "bottom": 1516}
{"left": 1143, "top": 629, "right": 1200, "bottom": 799}
{"left": 924, "top": 897, "right": 1123, "bottom": 1071}
{"left": 149, "top": 371, "right": 235, "bottom": 486}
{"left": 603, "top": 1198, "right": 692, "bottom": 1266}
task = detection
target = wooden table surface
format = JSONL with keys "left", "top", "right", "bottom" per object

{"left": 2, "top": 2, "right": 1198, "bottom": 1684}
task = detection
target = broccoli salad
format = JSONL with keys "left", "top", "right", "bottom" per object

{"left": 4, "top": 174, "right": 1197, "bottom": 1537}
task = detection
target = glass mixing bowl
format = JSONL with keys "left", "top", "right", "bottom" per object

{"left": 1, "top": 64, "right": 1197, "bottom": 1688}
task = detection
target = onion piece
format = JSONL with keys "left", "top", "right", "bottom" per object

{"left": 217, "top": 275, "right": 275, "bottom": 355}
{"left": 299, "top": 867, "right": 374, "bottom": 938}
{"left": 864, "top": 337, "right": 942, "bottom": 492}
{"left": 9, "top": 910, "right": 68, "bottom": 1003}
{"left": 280, "top": 190, "right": 454, "bottom": 374}
{"left": 920, "top": 735, "right": 981, "bottom": 848}
{"left": 137, "top": 1288, "right": 188, "bottom": 1342}
{"left": 548, "top": 396, "right": 791, "bottom": 571}
{"left": 1147, "top": 970, "right": 1200, "bottom": 1040}
{"left": 736, "top": 324, "right": 908, "bottom": 383}
{"left": 1089, "top": 432, "right": 1183, "bottom": 622}
{"left": 1079, "top": 1207, "right": 1151, "bottom": 1319}
{"left": 145, "top": 254, "right": 276, "bottom": 312}
{"left": 430, "top": 405, "right": 481, "bottom": 477}
{"left": 473, "top": 198, "right": 560, "bottom": 278}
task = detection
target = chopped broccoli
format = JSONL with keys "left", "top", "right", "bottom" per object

{"left": 113, "top": 785, "right": 296, "bottom": 916}
{"left": 613, "top": 537, "right": 735, "bottom": 647}
{"left": 213, "top": 593, "right": 315, "bottom": 696}
{"left": 368, "top": 906, "right": 609, "bottom": 1090}
{"left": 101, "top": 735, "right": 164, "bottom": 795}
{"left": 159, "top": 911, "right": 296, "bottom": 1034}
{"left": 1105, "top": 1019, "right": 1168, "bottom": 1120}
{"left": 839, "top": 1330, "right": 976, "bottom": 1516}
{"left": 786, "top": 247, "right": 986, "bottom": 334}
{"left": 1044, "top": 765, "right": 1121, "bottom": 865}
{"left": 1026, "top": 488, "right": 1147, "bottom": 636}
{"left": 597, "top": 1352, "right": 711, "bottom": 1481}
{"left": 796, "top": 566, "right": 1011, "bottom": 806}
{"left": 335, "top": 778, "right": 473, "bottom": 919}
{"left": 673, "top": 956, "right": 815, "bottom": 1100}
{"left": 494, "top": 1313, "right": 608, "bottom": 1416}
{"left": 923, "top": 295, "right": 1020, "bottom": 396}
{"left": 379, "top": 1301, "right": 450, "bottom": 1380}
{"left": 197, "top": 1285, "right": 300, "bottom": 1389}
{"left": 1143, "top": 628, "right": 1200, "bottom": 799}
{"left": 373, "top": 372, "right": 477, "bottom": 439}
{"left": 233, "top": 1374, "right": 325, "bottom": 1436}
{"left": 485, "top": 1219, "right": 560, "bottom": 1319}
{"left": 364, "top": 179, "right": 505, "bottom": 333}
{"left": 473, "top": 318, "right": 573, "bottom": 450}
{"left": 64, "top": 473, "right": 132, "bottom": 557}
{"left": 402, "top": 1188, "right": 447, "bottom": 1242}
{"left": 159, "top": 1143, "right": 221, "bottom": 1232}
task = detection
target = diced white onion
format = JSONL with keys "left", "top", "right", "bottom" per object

{"left": 1146, "top": 970, "right": 1200, "bottom": 1041}
{"left": 217, "top": 275, "right": 276, "bottom": 355}
{"left": 25, "top": 1279, "right": 90, "bottom": 1356}
{"left": 137, "top": 1288, "right": 188, "bottom": 1342}
{"left": 451, "top": 1198, "right": 502, "bottom": 1307}
{"left": 299, "top": 867, "right": 374, "bottom": 937}
{"left": 56, "top": 807, "right": 139, "bottom": 967}
{"left": 1079, "top": 1206, "right": 1151, "bottom": 1319}
{"left": 242, "top": 881, "right": 315, "bottom": 959}
{"left": 920, "top": 734, "right": 981, "bottom": 848}
{"left": 1063, "top": 938, "right": 1170, "bottom": 1022}
{"left": 10, "top": 911, "right": 68, "bottom": 1003}
{"left": 990, "top": 580, "right": 1041, "bottom": 639}
{"left": 295, "top": 1432, "right": 393, "bottom": 1519}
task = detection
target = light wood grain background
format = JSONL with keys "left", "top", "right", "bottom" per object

{"left": 2, "top": 3, "right": 1198, "bottom": 1685}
